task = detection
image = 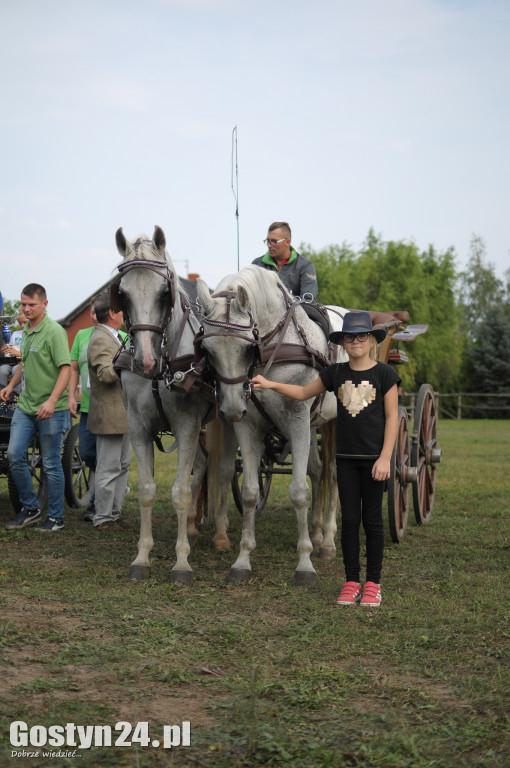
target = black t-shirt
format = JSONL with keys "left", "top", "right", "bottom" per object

{"left": 320, "top": 362, "right": 401, "bottom": 458}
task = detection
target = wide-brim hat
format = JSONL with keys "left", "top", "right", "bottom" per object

{"left": 329, "top": 310, "right": 387, "bottom": 345}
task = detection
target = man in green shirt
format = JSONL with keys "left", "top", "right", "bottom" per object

{"left": 1, "top": 283, "right": 71, "bottom": 531}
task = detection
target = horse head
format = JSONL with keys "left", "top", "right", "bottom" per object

{"left": 197, "top": 273, "right": 260, "bottom": 423}
{"left": 113, "top": 226, "right": 177, "bottom": 377}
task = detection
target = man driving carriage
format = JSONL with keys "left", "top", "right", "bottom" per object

{"left": 252, "top": 222, "right": 318, "bottom": 300}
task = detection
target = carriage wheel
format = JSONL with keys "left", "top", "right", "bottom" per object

{"left": 411, "top": 383, "right": 442, "bottom": 524}
{"left": 232, "top": 449, "right": 273, "bottom": 517}
{"left": 62, "top": 423, "right": 95, "bottom": 508}
{"left": 387, "top": 406, "right": 412, "bottom": 542}
{"left": 7, "top": 436, "right": 49, "bottom": 513}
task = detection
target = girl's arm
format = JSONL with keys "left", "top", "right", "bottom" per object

{"left": 251, "top": 374, "right": 325, "bottom": 402}
{"left": 372, "top": 383, "right": 399, "bottom": 481}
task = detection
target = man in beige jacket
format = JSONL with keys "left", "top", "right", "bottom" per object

{"left": 87, "top": 293, "right": 131, "bottom": 529}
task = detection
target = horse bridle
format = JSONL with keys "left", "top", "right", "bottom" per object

{"left": 195, "top": 290, "right": 263, "bottom": 386}
{"left": 196, "top": 287, "right": 333, "bottom": 422}
{"left": 111, "top": 257, "right": 209, "bottom": 391}
{"left": 110, "top": 258, "right": 177, "bottom": 334}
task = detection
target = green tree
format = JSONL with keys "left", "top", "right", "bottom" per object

{"left": 464, "top": 306, "right": 510, "bottom": 417}
{"left": 1, "top": 298, "right": 20, "bottom": 328}
{"left": 457, "top": 235, "right": 510, "bottom": 409}
{"left": 457, "top": 235, "right": 505, "bottom": 340}
{"left": 302, "top": 230, "right": 462, "bottom": 392}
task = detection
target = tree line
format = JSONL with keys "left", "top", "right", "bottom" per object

{"left": 3, "top": 231, "right": 509, "bottom": 417}
{"left": 302, "top": 231, "right": 510, "bottom": 416}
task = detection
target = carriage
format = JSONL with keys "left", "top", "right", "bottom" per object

{"left": 106, "top": 226, "right": 441, "bottom": 586}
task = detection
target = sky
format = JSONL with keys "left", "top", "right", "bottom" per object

{"left": 0, "top": 0, "right": 508, "bottom": 321}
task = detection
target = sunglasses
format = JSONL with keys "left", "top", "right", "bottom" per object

{"left": 343, "top": 333, "right": 370, "bottom": 343}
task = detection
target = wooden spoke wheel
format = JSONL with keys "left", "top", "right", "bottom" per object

{"left": 411, "top": 383, "right": 442, "bottom": 524}
{"left": 8, "top": 435, "right": 49, "bottom": 513}
{"left": 387, "top": 406, "right": 412, "bottom": 543}
{"left": 232, "top": 448, "right": 273, "bottom": 517}
{"left": 62, "top": 423, "right": 95, "bottom": 509}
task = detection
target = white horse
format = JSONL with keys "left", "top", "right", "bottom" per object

{"left": 197, "top": 266, "right": 347, "bottom": 586}
{"left": 113, "top": 226, "right": 230, "bottom": 584}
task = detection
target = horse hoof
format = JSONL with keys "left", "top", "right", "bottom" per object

{"left": 213, "top": 537, "right": 231, "bottom": 551}
{"left": 226, "top": 568, "right": 251, "bottom": 584}
{"left": 294, "top": 570, "right": 317, "bottom": 587}
{"left": 319, "top": 546, "right": 337, "bottom": 561}
{"left": 128, "top": 565, "right": 151, "bottom": 581}
{"left": 188, "top": 532, "right": 199, "bottom": 548}
{"left": 171, "top": 570, "right": 192, "bottom": 585}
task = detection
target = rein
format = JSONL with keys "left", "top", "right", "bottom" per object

{"left": 111, "top": 256, "right": 215, "bottom": 438}
{"left": 196, "top": 286, "right": 334, "bottom": 395}
{"left": 195, "top": 290, "right": 263, "bottom": 385}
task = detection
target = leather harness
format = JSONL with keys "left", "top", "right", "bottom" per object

{"left": 194, "top": 285, "right": 336, "bottom": 428}
{"left": 111, "top": 255, "right": 215, "bottom": 450}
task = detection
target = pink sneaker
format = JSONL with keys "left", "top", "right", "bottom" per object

{"left": 360, "top": 582, "right": 382, "bottom": 607}
{"left": 336, "top": 581, "right": 362, "bottom": 605}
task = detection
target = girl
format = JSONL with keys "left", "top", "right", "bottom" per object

{"left": 252, "top": 310, "right": 400, "bottom": 607}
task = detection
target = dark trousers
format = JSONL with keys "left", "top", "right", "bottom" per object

{"left": 336, "top": 459, "right": 385, "bottom": 584}
{"left": 78, "top": 411, "right": 97, "bottom": 471}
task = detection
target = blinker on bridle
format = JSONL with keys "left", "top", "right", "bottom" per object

{"left": 196, "top": 290, "right": 262, "bottom": 386}
{"left": 110, "top": 258, "right": 177, "bottom": 334}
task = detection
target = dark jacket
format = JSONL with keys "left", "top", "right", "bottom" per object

{"left": 252, "top": 248, "right": 318, "bottom": 299}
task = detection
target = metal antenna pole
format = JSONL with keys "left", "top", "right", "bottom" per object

{"left": 231, "top": 126, "right": 240, "bottom": 271}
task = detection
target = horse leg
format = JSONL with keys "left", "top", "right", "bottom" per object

{"left": 213, "top": 422, "right": 237, "bottom": 551}
{"left": 319, "top": 459, "right": 338, "bottom": 561}
{"left": 289, "top": 428, "right": 316, "bottom": 587}
{"left": 189, "top": 440, "right": 207, "bottom": 548}
{"left": 308, "top": 429, "right": 324, "bottom": 554}
{"left": 171, "top": 427, "right": 200, "bottom": 585}
{"left": 227, "top": 429, "right": 264, "bottom": 583}
{"left": 129, "top": 438, "right": 156, "bottom": 581}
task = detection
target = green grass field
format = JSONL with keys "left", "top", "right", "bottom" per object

{"left": 0, "top": 420, "right": 508, "bottom": 767}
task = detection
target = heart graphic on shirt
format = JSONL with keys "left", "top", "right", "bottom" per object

{"left": 338, "top": 380, "right": 376, "bottom": 417}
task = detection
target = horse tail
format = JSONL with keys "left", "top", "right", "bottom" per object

{"left": 205, "top": 416, "right": 224, "bottom": 518}
{"left": 318, "top": 420, "right": 336, "bottom": 513}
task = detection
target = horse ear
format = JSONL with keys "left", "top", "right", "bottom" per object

{"left": 153, "top": 225, "right": 166, "bottom": 256}
{"left": 197, "top": 279, "right": 214, "bottom": 315}
{"left": 236, "top": 286, "right": 250, "bottom": 312}
{"left": 116, "top": 227, "right": 132, "bottom": 258}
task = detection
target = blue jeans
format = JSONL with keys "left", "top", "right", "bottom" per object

{"left": 78, "top": 411, "right": 97, "bottom": 470}
{"left": 8, "top": 408, "right": 71, "bottom": 522}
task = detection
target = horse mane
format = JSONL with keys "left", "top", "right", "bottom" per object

{"left": 213, "top": 265, "right": 291, "bottom": 320}
{"left": 124, "top": 234, "right": 166, "bottom": 264}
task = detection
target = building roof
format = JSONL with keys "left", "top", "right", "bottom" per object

{"left": 57, "top": 275, "right": 201, "bottom": 327}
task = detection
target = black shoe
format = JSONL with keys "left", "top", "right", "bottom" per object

{"left": 6, "top": 507, "right": 41, "bottom": 530}
{"left": 37, "top": 517, "right": 65, "bottom": 532}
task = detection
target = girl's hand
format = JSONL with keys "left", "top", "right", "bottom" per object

{"left": 372, "top": 456, "right": 391, "bottom": 482}
{"left": 251, "top": 375, "right": 272, "bottom": 389}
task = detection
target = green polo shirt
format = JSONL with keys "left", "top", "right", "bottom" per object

{"left": 18, "top": 314, "right": 71, "bottom": 415}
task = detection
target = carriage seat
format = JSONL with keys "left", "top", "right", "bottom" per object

{"left": 366, "top": 310, "right": 410, "bottom": 326}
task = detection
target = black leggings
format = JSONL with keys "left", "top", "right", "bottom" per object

{"left": 336, "top": 459, "right": 385, "bottom": 584}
